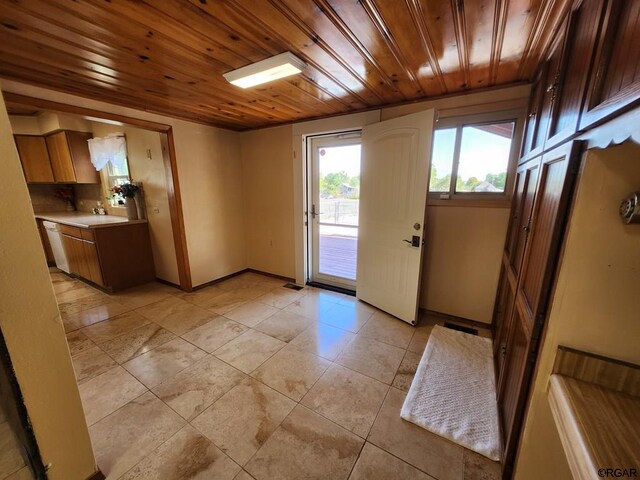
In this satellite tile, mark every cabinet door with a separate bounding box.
[46,132,77,183]
[61,234,87,277]
[517,142,580,333]
[82,240,104,286]
[533,19,569,152]
[14,135,54,183]
[580,0,640,129]
[67,132,99,184]
[498,141,581,470]
[498,304,529,472]
[547,0,607,148]
[508,158,540,280]
[493,265,516,384]
[521,72,544,159]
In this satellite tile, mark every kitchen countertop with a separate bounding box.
[35,211,148,229]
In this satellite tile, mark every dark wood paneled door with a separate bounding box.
[497,141,581,476]
[494,157,541,366]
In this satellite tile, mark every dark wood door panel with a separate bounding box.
[509,159,540,280]
[546,0,607,148]
[533,18,568,152]
[521,72,544,159]
[498,306,529,461]
[494,267,517,394]
[580,0,640,130]
[517,141,580,332]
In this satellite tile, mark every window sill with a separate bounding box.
[428,197,511,208]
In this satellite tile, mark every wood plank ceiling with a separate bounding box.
[0,0,571,130]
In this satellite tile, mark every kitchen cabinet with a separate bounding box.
[60,224,99,285]
[14,135,54,183]
[46,131,99,184]
[14,130,99,185]
[57,222,154,291]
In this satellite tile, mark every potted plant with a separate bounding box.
[111,182,140,220]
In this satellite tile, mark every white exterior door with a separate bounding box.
[356,110,435,324]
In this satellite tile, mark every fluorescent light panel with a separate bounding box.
[223,52,306,88]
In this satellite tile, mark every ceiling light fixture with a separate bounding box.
[223,52,306,88]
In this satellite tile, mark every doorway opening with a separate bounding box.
[307,131,361,291]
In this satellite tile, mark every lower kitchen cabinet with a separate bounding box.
[59,222,154,291]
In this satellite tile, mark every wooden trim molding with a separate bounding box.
[3,92,193,291]
[579,105,640,150]
[192,268,295,291]
[160,131,192,291]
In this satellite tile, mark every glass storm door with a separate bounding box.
[308,133,362,290]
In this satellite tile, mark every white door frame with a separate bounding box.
[292,111,381,287]
[306,132,361,290]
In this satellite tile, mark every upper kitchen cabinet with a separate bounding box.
[579,0,640,130]
[46,131,99,184]
[14,135,54,183]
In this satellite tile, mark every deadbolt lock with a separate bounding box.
[413,223,421,231]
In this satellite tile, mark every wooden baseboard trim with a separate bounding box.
[155,277,182,290]
[245,268,295,283]
[86,469,105,480]
[192,268,295,291]
[421,309,492,332]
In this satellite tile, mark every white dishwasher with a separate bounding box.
[43,221,70,274]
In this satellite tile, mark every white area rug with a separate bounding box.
[400,325,501,461]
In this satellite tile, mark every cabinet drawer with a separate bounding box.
[58,224,82,238]
[80,229,96,242]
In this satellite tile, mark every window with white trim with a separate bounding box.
[429,113,522,202]
[104,160,131,206]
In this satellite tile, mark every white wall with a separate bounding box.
[91,122,180,285]
[240,125,296,278]
[514,142,640,480]
[0,87,97,480]
[421,205,510,322]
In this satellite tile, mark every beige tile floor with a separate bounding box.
[52,269,500,480]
